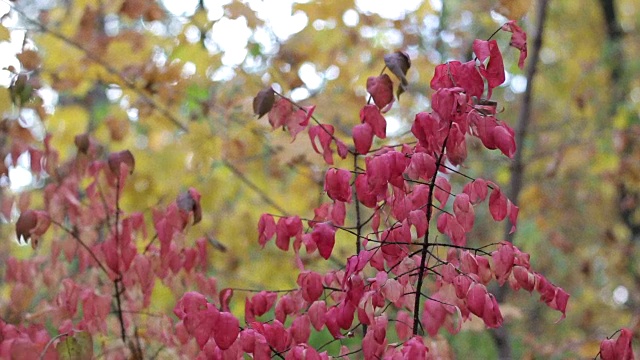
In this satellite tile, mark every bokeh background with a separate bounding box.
[0,0,639,358]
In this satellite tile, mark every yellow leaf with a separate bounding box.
[0,24,10,41]
[494,0,532,19]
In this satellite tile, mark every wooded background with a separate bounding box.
[0,0,639,358]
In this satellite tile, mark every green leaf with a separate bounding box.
[57,332,93,360]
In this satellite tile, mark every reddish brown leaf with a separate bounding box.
[107,150,135,175]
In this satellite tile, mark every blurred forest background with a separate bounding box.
[0,0,639,358]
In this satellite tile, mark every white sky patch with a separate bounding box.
[209,17,252,65]
[325,65,340,81]
[8,152,33,192]
[613,285,629,305]
[162,0,199,17]
[385,115,402,136]
[298,62,323,90]
[356,0,423,20]
[510,75,527,93]
[290,87,310,102]
[429,0,443,12]
[342,9,359,27]
[245,0,308,41]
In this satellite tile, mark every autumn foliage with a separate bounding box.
[0,5,634,359]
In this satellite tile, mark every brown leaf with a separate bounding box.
[16,50,41,71]
[176,188,202,225]
[253,87,275,119]
[384,51,411,99]
[74,133,90,154]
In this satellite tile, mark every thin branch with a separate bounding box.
[413,117,454,335]
[221,159,288,215]
[49,219,109,275]
[6,2,189,131]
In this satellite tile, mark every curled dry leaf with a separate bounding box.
[107,150,135,175]
[176,188,203,225]
[74,133,90,154]
[253,87,275,119]
[383,51,411,99]
[15,209,51,247]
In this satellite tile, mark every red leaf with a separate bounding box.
[352,123,373,155]
[219,288,233,312]
[360,105,387,139]
[258,214,276,247]
[406,152,436,181]
[462,178,488,204]
[431,61,484,99]
[275,216,302,251]
[268,98,292,129]
[309,124,337,165]
[492,124,517,158]
[308,301,327,331]
[366,74,394,110]
[297,271,324,303]
[492,242,515,285]
[453,193,475,232]
[482,293,503,328]
[325,168,352,203]
[473,39,505,98]
[508,201,519,234]
[489,186,508,221]
[466,283,487,318]
[214,312,239,350]
[434,176,451,206]
[290,315,311,344]
[312,223,336,260]
[502,21,528,70]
